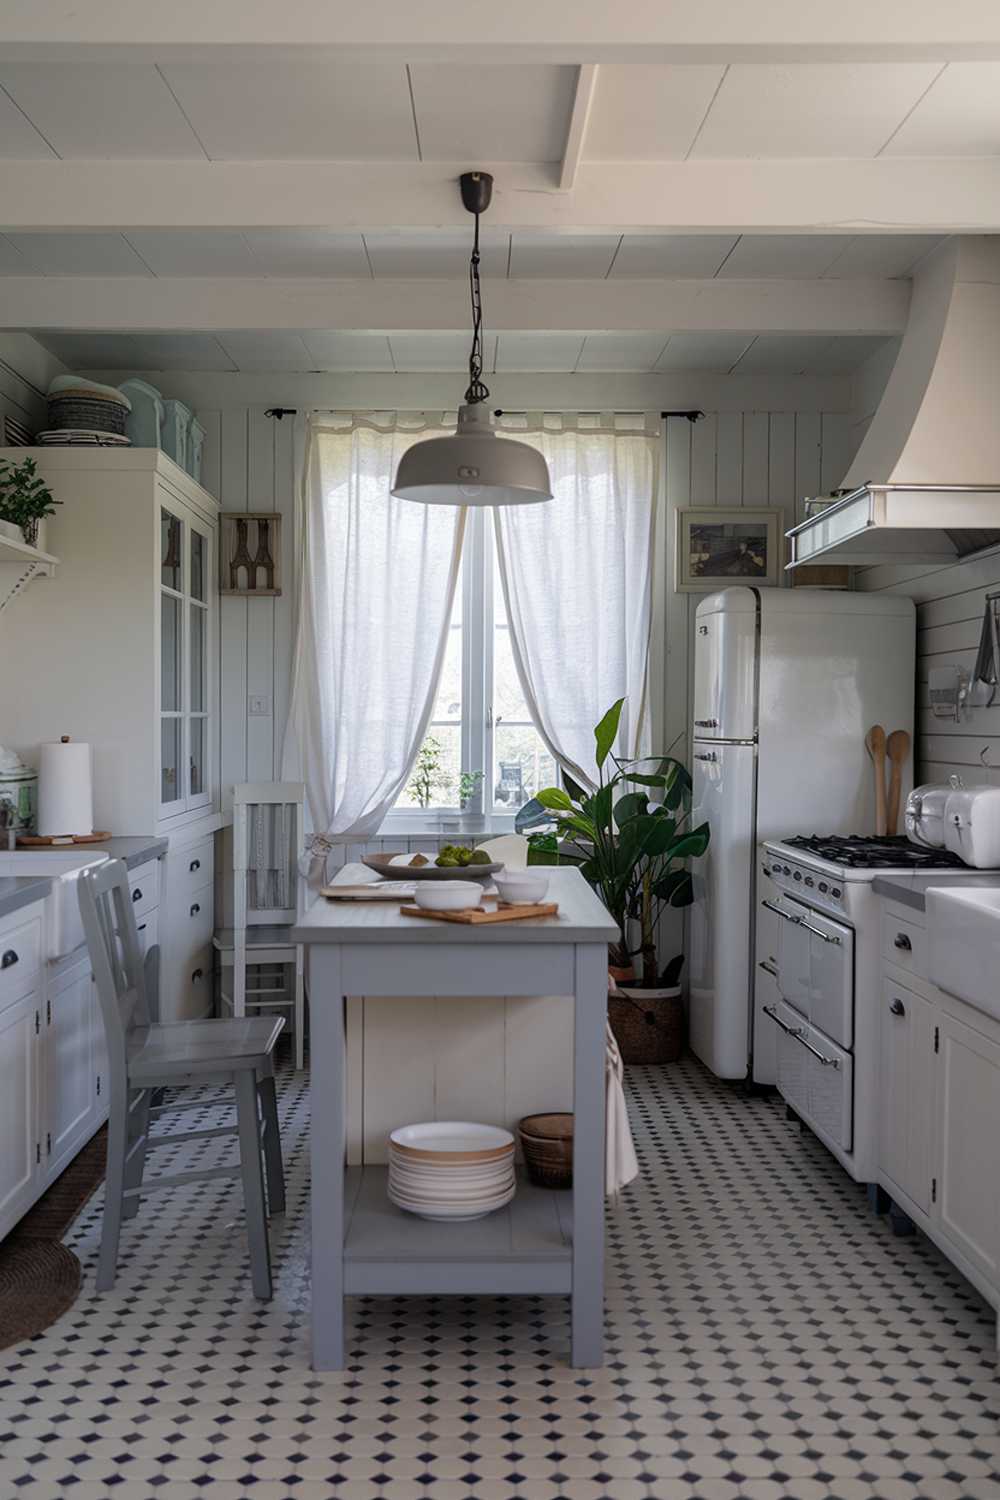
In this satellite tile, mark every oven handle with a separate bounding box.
[762,899,800,924]
[797,917,842,945]
[763,1004,842,1069]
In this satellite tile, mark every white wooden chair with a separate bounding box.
[213,783,307,1070]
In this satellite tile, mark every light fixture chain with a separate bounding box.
[465,209,490,406]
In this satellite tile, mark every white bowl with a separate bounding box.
[494,872,550,906]
[412,880,483,912]
[390,1122,514,1157]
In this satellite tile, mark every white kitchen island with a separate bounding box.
[293,866,618,1371]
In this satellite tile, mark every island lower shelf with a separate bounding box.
[342,1167,573,1296]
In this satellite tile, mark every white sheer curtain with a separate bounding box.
[493,413,659,789]
[282,412,465,851]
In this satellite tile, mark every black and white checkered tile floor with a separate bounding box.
[2,1055,999,1500]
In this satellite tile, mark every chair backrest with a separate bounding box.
[233,781,305,929]
[78,859,150,1068]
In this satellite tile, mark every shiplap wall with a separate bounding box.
[856,550,1000,787]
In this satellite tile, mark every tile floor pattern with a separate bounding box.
[2,1054,999,1500]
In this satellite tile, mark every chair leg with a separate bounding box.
[97,1090,130,1292]
[121,1087,151,1220]
[258,1069,286,1215]
[235,1070,273,1300]
[295,948,305,1071]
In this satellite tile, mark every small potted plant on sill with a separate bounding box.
[0,457,60,551]
[516,696,709,1063]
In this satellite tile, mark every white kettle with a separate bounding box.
[904,779,961,849]
[942,785,1000,868]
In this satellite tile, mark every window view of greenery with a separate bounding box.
[395,541,555,815]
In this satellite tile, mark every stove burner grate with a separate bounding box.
[783,834,975,870]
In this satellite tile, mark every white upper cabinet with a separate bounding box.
[0,449,220,836]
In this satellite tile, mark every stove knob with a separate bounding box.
[781,864,790,875]
[804,876,814,887]
[832,886,841,898]
[818,881,828,893]
[793,870,802,881]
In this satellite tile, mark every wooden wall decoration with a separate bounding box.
[220,511,281,596]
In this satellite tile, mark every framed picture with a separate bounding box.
[219,512,282,596]
[675,507,784,592]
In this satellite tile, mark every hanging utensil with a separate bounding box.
[885,729,910,836]
[865,724,888,836]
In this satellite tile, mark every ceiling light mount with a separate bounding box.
[460,171,493,216]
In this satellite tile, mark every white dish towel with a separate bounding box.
[606,1022,640,1199]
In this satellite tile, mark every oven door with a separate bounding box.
[773,894,854,1049]
[767,1000,854,1153]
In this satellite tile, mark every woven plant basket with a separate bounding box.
[609,985,684,1064]
[518,1113,573,1189]
[48,395,128,436]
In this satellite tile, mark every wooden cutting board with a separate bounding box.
[400,901,559,925]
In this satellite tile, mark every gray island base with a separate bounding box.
[292,867,618,1370]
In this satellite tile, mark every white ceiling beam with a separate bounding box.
[0,2,998,62]
[0,276,908,335]
[1,159,998,233]
[559,64,599,192]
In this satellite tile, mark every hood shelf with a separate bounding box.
[786,484,1000,569]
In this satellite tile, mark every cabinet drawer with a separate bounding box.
[0,914,42,1010]
[176,892,213,952]
[882,912,926,980]
[128,860,160,920]
[134,909,158,958]
[170,837,215,905]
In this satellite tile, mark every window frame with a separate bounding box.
[382,508,547,835]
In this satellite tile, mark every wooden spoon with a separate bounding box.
[885,729,911,837]
[865,724,887,836]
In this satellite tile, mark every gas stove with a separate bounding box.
[781,834,972,872]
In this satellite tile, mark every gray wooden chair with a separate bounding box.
[78,858,286,1300]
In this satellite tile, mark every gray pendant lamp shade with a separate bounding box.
[392,170,552,507]
[392,402,553,507]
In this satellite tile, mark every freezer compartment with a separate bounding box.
[688,740,756,1079]
[767,999,854,1153]
[691,589,758,741]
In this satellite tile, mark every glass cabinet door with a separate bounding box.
[158,500,213,818]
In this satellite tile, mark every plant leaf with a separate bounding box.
[613,791,647,828]
[668,823,710,860]
[593,697,625,770]
[535,787,574,812]
[562,770,589,804]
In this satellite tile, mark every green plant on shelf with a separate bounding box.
[0,457,60,548]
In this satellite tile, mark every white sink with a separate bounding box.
[0,851,109,959]
[926,885,1000,1024]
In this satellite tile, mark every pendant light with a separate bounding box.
[391,172,553,507]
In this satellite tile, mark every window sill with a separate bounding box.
[377,812,518,839]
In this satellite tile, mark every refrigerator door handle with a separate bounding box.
[694,718,719,728]
[694,751,717,763]
[762,898,800,924]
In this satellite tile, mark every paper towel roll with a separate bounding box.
[38,738,93,837]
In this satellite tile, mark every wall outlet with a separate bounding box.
[248,694,272,717]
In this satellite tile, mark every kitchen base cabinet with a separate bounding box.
[161,832,215,1022]
[0,992,39,1234]
[879,976,934,1215]
[45,959,99,1181]
[937,1011,1000,1286]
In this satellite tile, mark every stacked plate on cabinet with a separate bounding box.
[388,1122,516,1221]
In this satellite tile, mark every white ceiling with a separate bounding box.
[0,58,997,163]
[31,328,896,378]
[0,229,942,281]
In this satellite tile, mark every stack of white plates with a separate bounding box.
[37,429,131,447]
[388,1122,516,1222]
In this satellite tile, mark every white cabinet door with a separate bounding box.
[879,978,933,1213]
[0,992,39,1237]
[691,601,757,741]
[45,965,98,1180]
[936,1010,1000,1283]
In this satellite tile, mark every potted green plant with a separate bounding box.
[515,697,709,1063]
[0,457,60,550]
[458,769,484,811]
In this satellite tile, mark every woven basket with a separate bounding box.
[519,1113,573,1189]
[47,395,128,436]
[609,986,684,1064]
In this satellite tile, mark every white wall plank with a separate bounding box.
[246,409,276,782]
[219,408,250,804]
[742,412,769,505]
[715,411,743,503]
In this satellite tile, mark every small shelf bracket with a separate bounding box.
[0,559,50,614]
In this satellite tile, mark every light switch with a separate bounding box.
[249,694,271,717]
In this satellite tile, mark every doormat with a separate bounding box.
[0,1125,107,1350]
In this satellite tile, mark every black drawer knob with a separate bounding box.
[889,998,906,1016]
[192,967,204,982]
[190,903,200,917]
[189,859,201,872]
[1,949,18,970]
[893,933,912,951]
[131,887,142,903]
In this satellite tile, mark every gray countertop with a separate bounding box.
[873,872,1000,912]
[0,836,167,924]
[0,875,53,923]
[294,866,618,945]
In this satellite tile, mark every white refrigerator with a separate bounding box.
[686,586,915,1083]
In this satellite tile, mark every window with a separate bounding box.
[393,509,555,824]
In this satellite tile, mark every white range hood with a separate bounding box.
[787,237,1000,570]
